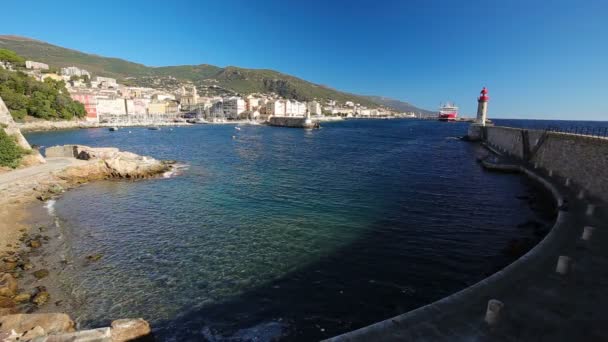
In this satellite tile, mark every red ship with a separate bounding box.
[438,102,458,121]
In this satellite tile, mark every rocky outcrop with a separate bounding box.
[0,96,45,167]
[0,314,151,342]
[46,145,171,182]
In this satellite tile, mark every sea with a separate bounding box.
[24,118,572,341]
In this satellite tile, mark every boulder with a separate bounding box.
[44,327,112,342]
[33,269,49,279]
[110,318,151,342]
[32,290,49,306]
[0,273,18,297]
[0,313,75,334]
[13,293,31,303]
[0,296,16,308]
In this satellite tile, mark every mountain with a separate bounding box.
[364,96,436,116]
[0,35,430,112]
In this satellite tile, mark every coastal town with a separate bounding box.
[2,58,417,128]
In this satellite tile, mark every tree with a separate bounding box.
[0,49,25,67]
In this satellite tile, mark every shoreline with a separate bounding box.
[0,146,173,339]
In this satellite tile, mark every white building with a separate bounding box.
[266,100,286,116]
[307,101,322,115]
[61,66,90,77]
[223,97,246,119]
[25,60,49,70]
[95,76,118,88]
[96,98,127,115]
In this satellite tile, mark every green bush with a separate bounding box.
[0,68,86,121]
[0,129,27,168]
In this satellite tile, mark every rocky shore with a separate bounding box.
[0,144,175,341]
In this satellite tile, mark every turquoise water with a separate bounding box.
[26,120,553,341]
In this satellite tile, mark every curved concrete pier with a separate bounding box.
[325,152,606,341]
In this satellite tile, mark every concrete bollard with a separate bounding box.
[548,170,553,177]
[556,256,571,275]
[577,190,585,199]
[485,299,504,325]
[586,204,595,216]
[534,162,539,169]
[582,226,595,241]
[565,178,571,187]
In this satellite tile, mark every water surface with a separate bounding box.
[26,120,554,341]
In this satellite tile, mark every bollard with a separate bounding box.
[586,204,595,216]
[548,170,553,177]
[577,190,585,199]
[582,226,595,241]
[485,299,504,326]
[534,162,538,169]
[565,178,571,187]
[556,256,571,275]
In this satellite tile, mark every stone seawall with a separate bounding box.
[485,126,608,203]
[268,116,319,129]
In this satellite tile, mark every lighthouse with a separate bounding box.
[466,87,490,141]
[476,87,489,125]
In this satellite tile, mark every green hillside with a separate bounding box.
[0,35,429,111]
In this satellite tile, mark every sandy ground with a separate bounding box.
[0,158,88,254]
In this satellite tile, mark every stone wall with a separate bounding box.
[268,116,318,129]
[485,126,608,203]
[485,126,525,158]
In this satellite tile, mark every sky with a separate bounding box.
[1,0,607,120]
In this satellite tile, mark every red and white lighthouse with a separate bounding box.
[476,87,489,125]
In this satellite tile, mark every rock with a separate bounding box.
[0,260,17,272]
[33,269,49,279]
[29,240,42,248]
[45,327,112,341]
[13,293,31,303]
[21,262,33,271]
[32,290,49,306]
[21,325,46,340]
[0,313,75,334]
[0,306,18,316]
[0,273,18,297]
[48,184,64,194]
[0,296,16,308]
[111,318,151,342]
[86,253,103,262]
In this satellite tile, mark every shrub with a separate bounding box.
[0,129,27,168]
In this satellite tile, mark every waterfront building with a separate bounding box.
[70,93,98,121]
[179,86,199,107]
[25,60,49,70]
[147,101,167,115]
[266,100,286,116]
[307,101,322,115]
[96,98,127,116]
[223,96,245,119]
[126,99,150,115]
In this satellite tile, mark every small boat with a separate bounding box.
[109,127,118,131]
[235,126,241,131]
[148,126,161,131]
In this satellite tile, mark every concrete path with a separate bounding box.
[0,157,86,188]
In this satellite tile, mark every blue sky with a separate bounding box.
[1,0,607,120]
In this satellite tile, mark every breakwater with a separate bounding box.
[268,116,319,128]
[483,126,608,204]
